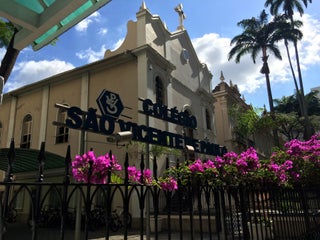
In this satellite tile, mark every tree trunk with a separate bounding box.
[0,29,20,84]
[290,15,313,140]
[284,39,303,112]
[260,49,279,147]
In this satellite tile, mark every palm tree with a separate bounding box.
[273,15,303,110]
[265,0,313,139]
[0,20,19,85]
[274,91,320,116]
[228,10,287,146]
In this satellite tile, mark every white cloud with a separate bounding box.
[298,14,320,66]
[76,44,108,63]
[192,13,320,96]
[111,38,124,51]
[98,28,108,36]
[0,48,5,61]
[4,60,74,92]
[75,11,101,32]
[192,33,268,94]
[75,39,125,63]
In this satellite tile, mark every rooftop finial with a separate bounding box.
[140,1,146,10]
[174,4,186,30]
[220,71,225,82]
[263,104,267,115]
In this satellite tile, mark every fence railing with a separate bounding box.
[0,140,320,240]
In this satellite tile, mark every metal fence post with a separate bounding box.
[0,139,15,240]
[60,145,71,240]
[31,142,46,240]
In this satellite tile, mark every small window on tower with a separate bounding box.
[155,76,164,105]
[206,109,211,130]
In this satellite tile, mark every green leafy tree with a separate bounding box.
[231,106,302,142]
[274,91,320,116]
[228,10,277,117]
[274,112,304,140]
[229,91,320,143]
[229,105,276,153]
[228,10,293,146]
[265,0,313,140]
[0,19,57,87]
[229,105,262,137]
[273,95,299,114]
[305,91,320,116]
[0,19,19,84]
[274,91,320,139]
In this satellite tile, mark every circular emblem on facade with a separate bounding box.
[96,89,124,118]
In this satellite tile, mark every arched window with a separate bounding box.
[55,107,69,144]
[155,76,164,105]
[182,107,195,160]
[20,114,32,148]
[205,109,211,130]
[184,109,194,139]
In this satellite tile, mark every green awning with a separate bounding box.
[0,0,112,50]
[0,148,66,173]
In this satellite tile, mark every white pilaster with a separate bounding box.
[38,86,49,146]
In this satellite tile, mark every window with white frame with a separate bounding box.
[55,108,69,144]
[20,114,32,148]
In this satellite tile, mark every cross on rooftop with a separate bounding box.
[174,3,186,30]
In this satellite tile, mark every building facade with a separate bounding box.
[0,3,217,175]
[212,72,273,158]
[312,86,320,99]
[0,4,278,224]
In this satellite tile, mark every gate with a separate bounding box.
[0,140,320,240]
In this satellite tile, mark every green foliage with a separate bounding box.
[274,112,304,139]
[274,91,320,117]
[305,91,320,116]
[274,95,299,114]
[230,90,320,141]
[274,91,320,138]
[127,141,181,158]
[0,19,15,48]
[163,162,192,186]
[265,0,312,18]
[228,10,290,64]
[229,105,273,137]
[150,144,181,158]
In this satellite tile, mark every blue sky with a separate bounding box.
[1,0,320,109]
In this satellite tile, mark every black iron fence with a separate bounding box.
[0,141,320,240]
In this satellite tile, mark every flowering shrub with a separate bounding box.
[72,150,158,187]
[72,134,320,189]
[157,177,178,191]
[269,134,320,187]
[160,147,265,187]
[72,151,122,184]
[160,134,320,188]
[127,166,153,185]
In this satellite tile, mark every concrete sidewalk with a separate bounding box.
[4,223,219,240]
